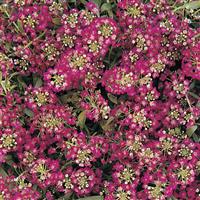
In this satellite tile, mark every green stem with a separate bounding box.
[61,161,73,171]
[23,31,46,49]
[4,10,21,33]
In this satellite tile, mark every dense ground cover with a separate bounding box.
[0,0,200,199]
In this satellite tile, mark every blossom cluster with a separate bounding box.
[0,0,200,199]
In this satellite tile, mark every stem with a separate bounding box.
[61,161,73,171]
[23,31,46,49]
[4,9,21,33]
[185,94,193,112]
[188,91,199,99]
[173,5,185,12]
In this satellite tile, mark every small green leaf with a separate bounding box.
[5,155,14,166]
[189,81,196,89]
[59,92,80,104]
[80,0,87,4]
[185,0,200,9]
[77,196,103,200]
[186,125,197,137]
[5,42,12,51]
[17,76,27,89]
[60,94,71,104]
[9,72,19,79]
[108,93,118,104]
[92,0,102,7]
[0,167,8,177]
[107,10,113,17]
[188,91,199,99]
[10,85,17,91]
[69,0,76,2]
[34,77,43,88]
[100,117,114,131]
[56,193,72,200]
[78,111,86,129]
[1,81,7,93]
[24,108,34,117]
[101,3,112,12]
[17,20,24,32]
[52,18,61,25]
[193,133,199,142]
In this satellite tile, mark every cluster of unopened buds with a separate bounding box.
[0,0,200,199]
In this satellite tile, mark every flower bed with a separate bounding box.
[0,0,200,199]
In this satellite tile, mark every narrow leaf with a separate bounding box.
[193,133,199,142]
[59,92,80,104]
[0,167,8,177]
[24,108,34,117]
[56,193,72,200]
[80,0,87,4]
[34,77,43,88]
[17,76,27,88]
[1,81,7,93]
[92,0,102,7]
[17,20,24,32]
[5,155,14,166]
[108,93,118,104]
[185,0,200,9]
[186,125,197,137]
[100,117,114,131]
[52,18,61,25]
[78,111,86,129]
[101,3,112,12]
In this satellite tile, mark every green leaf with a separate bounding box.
[59,94,71,104]
[34,77,43,88]
[107,93,118,104]
[5,42,12,52]
[0,167,8,177]
[185,0,200,9]
[59,92,80,104]
[78,111,86,129]
[92,0,102,7]
[101,3,112,12]
[1,81,7,93]
[186,125,197,137]
[5,155,15,166]
[188,91,199,99]
[52,18,61,25]
[10,84,17,91]
[17,20,24,32]
[56,193,72,200]
[77,196,103,200]
[189,81,196,89]
[80,0,87,4]
[193,133,199,142]
[17,76,27,89]
[100,117,114,131]
[9,72,19,79]
[24,108,34,117]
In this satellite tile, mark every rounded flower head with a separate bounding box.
[30,104,76,135]
[102,66,137,96]
[71,168,97,196]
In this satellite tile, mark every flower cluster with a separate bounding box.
[0,0,200,199]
